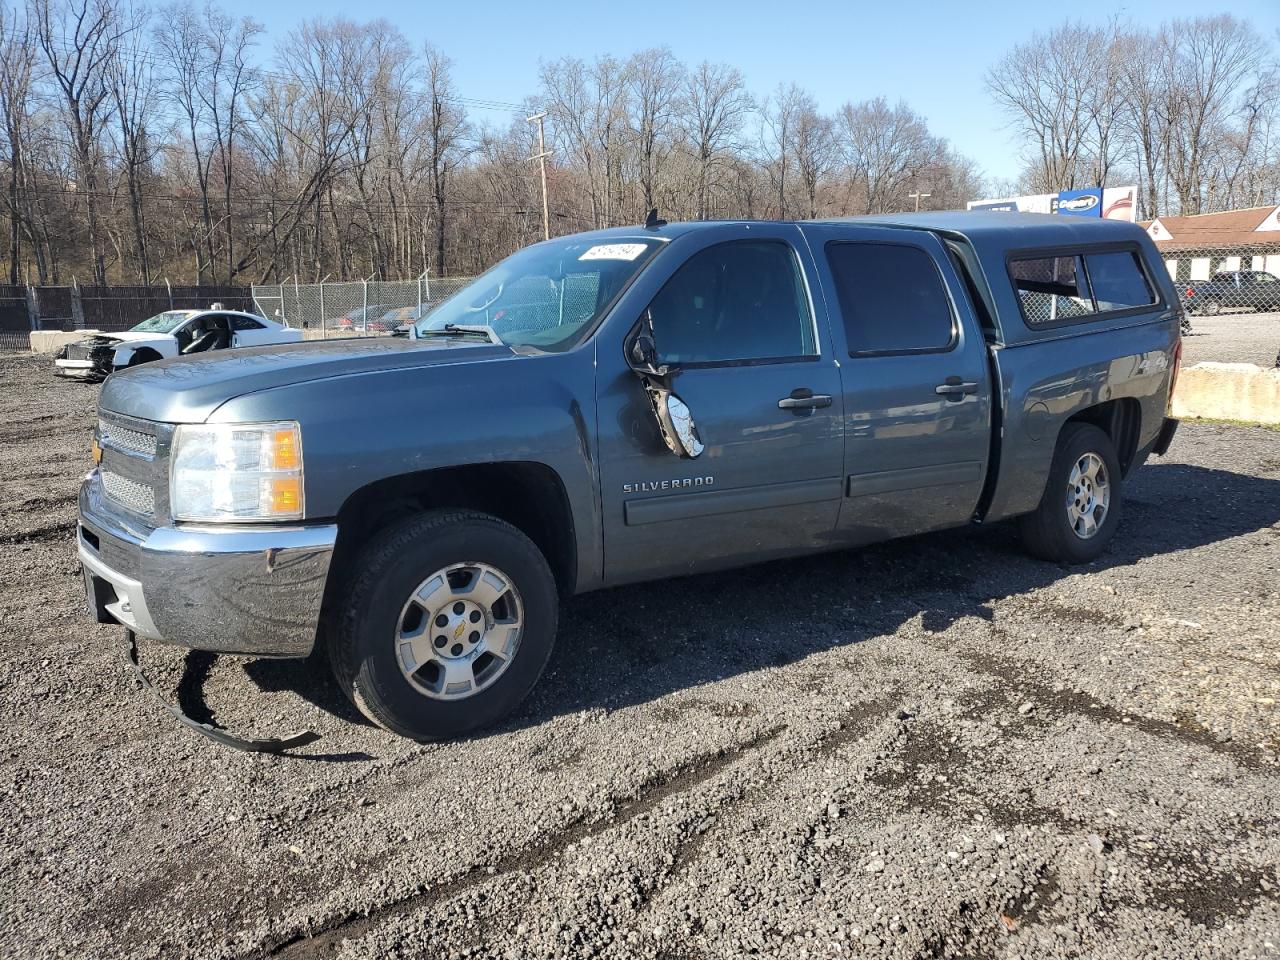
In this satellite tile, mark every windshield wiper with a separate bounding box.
[416,323,503,345]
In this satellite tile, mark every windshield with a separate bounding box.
[131,310,195,334]
[416,237,666,350]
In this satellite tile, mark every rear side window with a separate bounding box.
[649,240,815,365]
[1086,252,1155,311]
[825,242,955,355]
[231,316,265,330]
[1010,255,1095,325]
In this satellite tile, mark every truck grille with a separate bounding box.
[99,419,158,458]
[101,470,156,517]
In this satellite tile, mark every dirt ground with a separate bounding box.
[1182,309,1279,367]
[1,349,1278,960]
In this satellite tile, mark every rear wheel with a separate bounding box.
[329,510,558,740]
[1203,298,1221,316]
[1019,423,1122,564]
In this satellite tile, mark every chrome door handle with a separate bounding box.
[935,378,979,401]
[778,390,832,410]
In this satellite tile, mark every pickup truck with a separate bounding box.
[78,212,1182,742]
[1180,269,1280,315]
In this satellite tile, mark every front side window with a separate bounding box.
[826,242,955,355]
[1010,255,1095,325]
[417,236,665,351]
[647,240,815,365]
[1085,251,1156,311]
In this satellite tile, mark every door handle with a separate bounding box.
[778,389,832,411]
[934,377,979,401]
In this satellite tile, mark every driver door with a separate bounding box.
[595,229,845,584]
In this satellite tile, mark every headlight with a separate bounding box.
[170,421,304,522]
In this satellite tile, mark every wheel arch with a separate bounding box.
[1059,397,1142,477]
[323,461,578,611]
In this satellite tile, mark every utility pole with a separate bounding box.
[908,191,931,212]
[526,112,551,241]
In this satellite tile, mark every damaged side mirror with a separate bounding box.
[625,320,704,459]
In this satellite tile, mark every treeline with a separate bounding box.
[987,17,1279,216]
[0,2,1275,287]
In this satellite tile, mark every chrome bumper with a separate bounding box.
[78,470,337,657]
[55,359,98,379]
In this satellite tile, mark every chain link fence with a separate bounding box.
[0,284,31,351]
[252,276,474,337]
[0,282,254,352]
[1159,245,1280,320]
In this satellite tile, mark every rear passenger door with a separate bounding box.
[596,227,846,583]
[802,224,993,544]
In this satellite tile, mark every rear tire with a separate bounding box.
[329,510,558,741]
[1204,299,1221,316]
[1019,423,1122,564]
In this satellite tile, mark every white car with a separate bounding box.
[54,308,302,380]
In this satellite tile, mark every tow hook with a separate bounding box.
[124,631,321,754]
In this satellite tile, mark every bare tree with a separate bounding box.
[423,44,468,276]
[107,2,156,282]
[681,60,751,220]
[1164,15,1268,213]
[838,97,932,214]
[33,0,123,285]
[986,22,1112,192]
[625,46,682,217]
[0,2,41,282]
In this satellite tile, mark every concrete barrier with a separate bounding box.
[1172,361,1280,426]
[29,330,102,353]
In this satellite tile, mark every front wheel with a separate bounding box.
[1019,423,1122,564]
[329,510,559,740]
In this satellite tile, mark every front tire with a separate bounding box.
[329,510,559,740]
[1019,423,1122,564]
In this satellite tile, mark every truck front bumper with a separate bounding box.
[78,472,337,658]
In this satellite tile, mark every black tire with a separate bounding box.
[1019,423,1122,564]
[1203,299,1221,316]
[125,348,162,368]
[329,509,558,741]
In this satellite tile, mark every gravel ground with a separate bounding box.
[1,350,1278,960]
[1182,310,1280,367]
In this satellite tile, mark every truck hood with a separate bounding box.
[99,336,516,423]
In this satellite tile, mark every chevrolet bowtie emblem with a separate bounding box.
[453,621,466,640]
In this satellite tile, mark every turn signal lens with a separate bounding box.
[269,477,302,515]
[271,428,300,471]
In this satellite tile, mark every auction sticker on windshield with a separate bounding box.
[579,243,649,261]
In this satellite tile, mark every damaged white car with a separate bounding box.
[54,307,301,380]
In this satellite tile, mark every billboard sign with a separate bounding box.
[1057,188,1102,217]
[967,185,1136,222]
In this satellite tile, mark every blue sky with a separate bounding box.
[215,0,1280,186]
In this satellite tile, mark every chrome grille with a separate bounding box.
[101,470,155,517]
[99,419,157,458]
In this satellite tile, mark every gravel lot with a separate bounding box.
[1183,309,1280,367]
[1,350,1278,960]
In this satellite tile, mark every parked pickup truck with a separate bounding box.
[1180,269,1280,315]
[78,212,1182,741]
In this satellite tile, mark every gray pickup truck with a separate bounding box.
[78,212,1182,741]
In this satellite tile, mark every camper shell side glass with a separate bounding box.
[1003,240,1167,332]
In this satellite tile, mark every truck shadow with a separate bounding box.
[242,460,1280,742]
